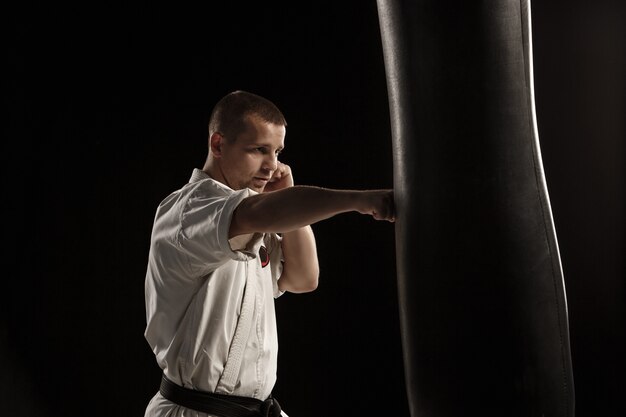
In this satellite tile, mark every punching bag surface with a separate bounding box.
[376,1,574,416]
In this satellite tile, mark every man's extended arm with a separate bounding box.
[230,186,395,236]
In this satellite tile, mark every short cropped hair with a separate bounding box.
[208,90,287,141]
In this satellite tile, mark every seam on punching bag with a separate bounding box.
[518,0,572,414]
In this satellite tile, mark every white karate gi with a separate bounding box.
[144,169,287,417]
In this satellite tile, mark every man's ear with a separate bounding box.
[209,132,224,157]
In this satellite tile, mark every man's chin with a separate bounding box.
[250,179,269,193]
[247,184,264,193]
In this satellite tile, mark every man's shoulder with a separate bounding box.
[155,179,222,213]
[187,169,237,197]
[163,174,231,203]
[190,177,233,197]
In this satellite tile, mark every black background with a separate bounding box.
[3,1,624,416]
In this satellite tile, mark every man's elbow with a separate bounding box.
[300,271,319,293]
[283,268,319,293]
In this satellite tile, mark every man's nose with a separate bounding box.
[263,153,278,172]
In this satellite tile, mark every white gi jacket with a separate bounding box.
[144,169,285,417]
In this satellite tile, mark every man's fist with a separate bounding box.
[264,161,294,192]
[358,190,396,222]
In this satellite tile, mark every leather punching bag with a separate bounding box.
[376,1,575,416]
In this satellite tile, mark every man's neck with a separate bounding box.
[202,160,229,189]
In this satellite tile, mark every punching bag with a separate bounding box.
[376,1,575,416]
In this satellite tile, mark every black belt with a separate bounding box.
[159,374,282,417]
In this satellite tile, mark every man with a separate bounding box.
[144,91,395,417]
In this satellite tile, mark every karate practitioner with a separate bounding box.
[144,90,395,417]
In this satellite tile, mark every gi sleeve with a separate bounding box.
[178,185,262,272]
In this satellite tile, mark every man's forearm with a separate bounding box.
[230,186,393,237]
[278,226,319,293]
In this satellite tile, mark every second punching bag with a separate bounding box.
[376,1,575,416]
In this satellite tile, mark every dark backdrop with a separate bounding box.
[3,1,624,416]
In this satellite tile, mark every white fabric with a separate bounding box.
[144,169,285,417]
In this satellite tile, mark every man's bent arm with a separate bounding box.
[230,185,393,293]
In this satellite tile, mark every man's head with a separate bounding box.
[204,91,288,193]
[208,90,287,142]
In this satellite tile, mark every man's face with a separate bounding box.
[217,115,285,193]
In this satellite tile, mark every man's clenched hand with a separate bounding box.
[264,161,294,192]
